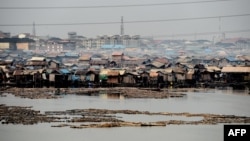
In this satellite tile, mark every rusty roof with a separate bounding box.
[154,58,169,64]
[173,67,185,73]
[206,66,221,72]
[149,72,158,77]
[79,55,91,61]
[30,57,46,61]
[13,69,44,75]
[112,51,123,56]
[107,70,119,76]
[89,60,107,65]
[25,61,47,66]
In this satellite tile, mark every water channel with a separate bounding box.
[0,88,249,141]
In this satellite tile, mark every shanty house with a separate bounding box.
[205,66,221,81]
[164,68,174,82]
[107,70,120,84]
[13,69,44,87]
[99,69,109,84]
[172,67,186,82]
[221,66,250,82]
[149,71,158,85]
[139,71,150,87]
[89,58,108,68]
[122,71,139,85]
[25,57,47,69]
[104,69,125,85]
[47,68,71,88]
[145,61,165,69]
[78,54,91,65]
[85,69,99,83]
[111,51,124,67]
[48,60,60,69]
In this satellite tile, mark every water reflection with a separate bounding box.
[116,113,203,122]
[99,93,125,100]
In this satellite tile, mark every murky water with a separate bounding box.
[0,88,249,141]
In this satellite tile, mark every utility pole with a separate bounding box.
[32,21,36,37]
[120,16,124,36]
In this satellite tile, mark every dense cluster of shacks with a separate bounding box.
[1,50,250,89]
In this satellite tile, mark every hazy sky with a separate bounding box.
[0,0,250,40]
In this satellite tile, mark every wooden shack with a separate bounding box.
[164,68,174,82]
[149,71,158,85]
[13,69,44,87]
[111,51,124,67]
[122,71,138,85]
[139,71,150,87]
[107,70,120,84]
[173,67,186,82]
[221,66,250,82]
[78,54,91,65]
[25,57,47,69]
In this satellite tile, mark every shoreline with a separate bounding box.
[1,87,249,99]
[1,87,188,99]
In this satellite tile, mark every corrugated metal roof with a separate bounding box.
[65,52,79,57]
[25,61,47,66]
[13,70,23,75]
[149,72,158,77]
[89,60,107,65]
[150,61,164,68]
[164,68,173,74]
[150,69,164,72]
[101,45,125,49]
[100,69,109,75]
[112,51,124,56]
[187,69,195,74]
[30,57,45,61]
[13,69,43,75]
[119,70,126,75]
[75,70,87,75]
[79,55,91,61]
[154,58,168,64]
[59,69,70,74]
[226,56,237,62]
[173,67,185,73]
[221,67,250,73]
[107,70,119,76]
[126,72,139,76]
[0,65,8,72]
[206,66,221,72]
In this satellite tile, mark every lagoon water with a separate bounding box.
[0,88,250,141]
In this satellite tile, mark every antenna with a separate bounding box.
[219,17,221,34]
[120,16,124,35]
[32,21,36,36]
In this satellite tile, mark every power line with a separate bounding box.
[0,0,234,9]
[148,29,250,38]
[0,13,249,27]
[124,14,250,24]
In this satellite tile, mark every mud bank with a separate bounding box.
[1,87,60,99]
[0,104,62,125]
[1,87,186,99]
[1,105,249,128]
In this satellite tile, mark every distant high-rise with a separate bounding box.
[68,32,77,39]
[120,16,124,36]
